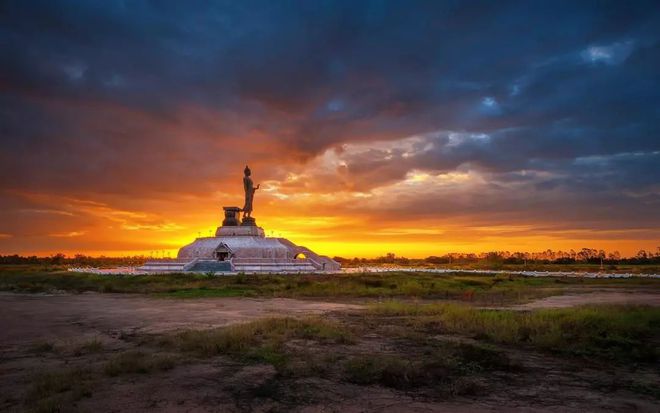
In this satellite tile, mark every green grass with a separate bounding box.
[5,265,657,303]
[157,286,253,298]
[370,302,660,361]
[163,317,353,369]
[159,315,517,394]
[343,340,514,392]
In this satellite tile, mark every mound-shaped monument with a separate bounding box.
[140,166,340,274]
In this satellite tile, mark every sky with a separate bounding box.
[1,0,659,258]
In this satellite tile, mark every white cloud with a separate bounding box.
[482,96,496,107]
[49,231,86,238]
[446,132,490,148]
[478,96,502,116]
[61,62,87,81]
[581,40,635,65]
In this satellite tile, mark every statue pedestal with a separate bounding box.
[216,207,262,236]
[215,225,265,237]
[222,206,241,226]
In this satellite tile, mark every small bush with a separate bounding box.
[344,356,395,385]
[104,351,177,376]
[73,338,103,356]
[29,341,56,354]
[343,340,512,390]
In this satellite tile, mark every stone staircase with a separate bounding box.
[232,258,317,273]
[138,259,188,273]
[186,260,234,273]
[276,238,341,271]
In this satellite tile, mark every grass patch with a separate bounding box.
[72,338,103,356]
[2,265,658,304]
[26,368,93,413]
[104,351,177,376]
[343,341,512,392]
[157,287,251,298]
[165,317,353,368]
[370,302,660,362]
[29,341,56,354]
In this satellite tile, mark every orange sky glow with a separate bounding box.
[1,171,657,258]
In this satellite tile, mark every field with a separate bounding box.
[2,264,659,303]
[1,265,659,412]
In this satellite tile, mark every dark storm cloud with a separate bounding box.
[1,0,660,225]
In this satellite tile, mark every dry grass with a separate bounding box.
[370,301,660,361]
[72,338,103,356]
[26,368,93,413]
[165,317,353,368]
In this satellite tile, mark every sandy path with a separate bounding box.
[0,293,363,348]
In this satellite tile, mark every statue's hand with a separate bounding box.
[255,184,260,190]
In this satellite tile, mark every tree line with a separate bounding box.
[333,247,660,266]
[1,247,659,266]
[0,254,147,266]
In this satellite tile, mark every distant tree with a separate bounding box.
[425,255,449,264]
[50,253,66,265]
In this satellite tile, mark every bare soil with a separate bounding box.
[0,293,362,348]
[512,290,660,310]
[1,292,658,412]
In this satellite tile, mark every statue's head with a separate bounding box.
[244,165,251,176]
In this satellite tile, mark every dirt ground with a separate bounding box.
[0,293,362,349]
[512,290,660,310]
[3,290,659,346]
[1,291,659,412]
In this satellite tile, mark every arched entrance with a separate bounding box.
[214,243,233,261]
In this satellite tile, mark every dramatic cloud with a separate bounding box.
[1,0,659,256]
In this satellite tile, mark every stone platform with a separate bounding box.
[140,163,340,276]
[140,205,340,274]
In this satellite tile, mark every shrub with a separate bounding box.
[72,338,103,356]
[29,341,56,354]
[104,351,176,376]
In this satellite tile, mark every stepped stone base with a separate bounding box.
[138,260,188,273]
[215,225,264,237]
[187,260,233,273]
[140,209,341,274]
[232,258,317,273]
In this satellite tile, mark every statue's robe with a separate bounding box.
[243,176,255,213]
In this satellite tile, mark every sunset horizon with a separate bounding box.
[1,182,658,259]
